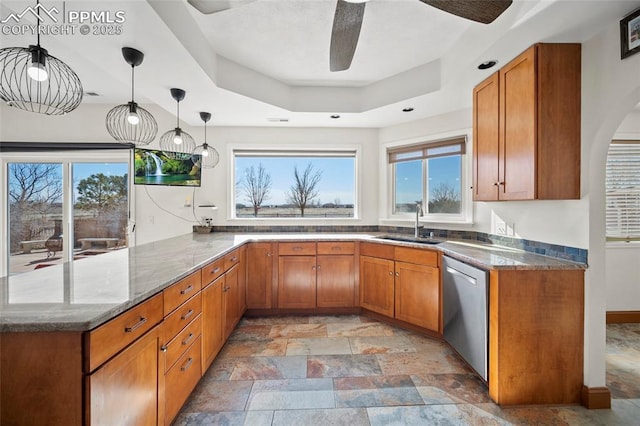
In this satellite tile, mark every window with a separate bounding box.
[389,136,467,221]
[606,141,640,241]
[2,147,131,276]
[233,150,356,218]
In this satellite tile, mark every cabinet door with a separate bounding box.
[201,276,224,371]
[359,255,395,317]
[238,245,247,314]
[86,326,160,426]
[473,72,500,201]
[499,46,536,200]
[223,264,242,339]
[317,255,355,307]
[278,255,317,309]
[394,261,440,332]
[246,242,274,309]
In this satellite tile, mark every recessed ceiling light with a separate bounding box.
[267,117,289,122]
[478,60,498,70]
[330,114,340,119]
[84,91,100,97]
[402,107,414,112]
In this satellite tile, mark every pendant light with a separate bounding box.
[0,0,83,115]
[159,88,196,159]
[192,112,219,169]
[105,47,157,146]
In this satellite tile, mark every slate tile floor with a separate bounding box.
[175,317,640,425]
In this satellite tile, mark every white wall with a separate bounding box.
[378,22,640,394]
[0,103,380,245]
[605,109,640,311]
[378,110,588,247]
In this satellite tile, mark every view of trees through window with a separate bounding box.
[234,154,355,218]
[7,162,128,275]
[394,154,462,215]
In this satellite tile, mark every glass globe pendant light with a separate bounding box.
[0,0,83,115]
[192,112,219,169]
[105,47,157,146]
[159,88,196,159]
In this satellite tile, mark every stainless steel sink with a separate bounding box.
[375,235,442,245]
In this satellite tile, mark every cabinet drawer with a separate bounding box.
[394,247,438,267]
[165,336,202,424]
[278,242,316,255]
[360,242,394,259]
[224,249,241,271]
[164,271,202,315]
[86,293,163,373]
[202,258,224,285]
[164,293,202,341]
[163,314,202,373]
[317,241,355,255]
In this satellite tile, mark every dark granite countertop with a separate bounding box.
[0,232,586,333]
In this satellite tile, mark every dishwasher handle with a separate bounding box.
[445,266,477,286]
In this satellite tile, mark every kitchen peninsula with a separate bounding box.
[0,231,586,425]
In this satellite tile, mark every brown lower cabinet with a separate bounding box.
[394,261,440,331]
[278,255,317,308]
[317,254,356,307]
[359,242,441,334]
[224,263,244,338]
[86,326,162,426]
[246,242,274,309]
[359,255,395,317]
[201,274,224,371]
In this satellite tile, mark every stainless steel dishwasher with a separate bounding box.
[442,255,489,381]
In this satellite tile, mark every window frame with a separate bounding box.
[1,149,133,277]
[228,145,361,221]
[384,132,473,225]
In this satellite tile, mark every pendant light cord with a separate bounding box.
[36,0,41,46]
[131,64,135,103]
[176,100,180,128]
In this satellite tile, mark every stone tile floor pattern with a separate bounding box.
[175,317,640,425]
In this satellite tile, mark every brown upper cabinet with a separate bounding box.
[473,43,581,201]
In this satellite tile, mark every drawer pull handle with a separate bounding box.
[124,317,147,333]
[332,246,342,251]
[230,256,238,262]
[292,246,302,251]
[181,309,195,321]
[212,267,221,274]
[160,345,168,352]
[182,333,195,346]
[395,272,400,277]
[180,285,193,295]
[181,357,194,372]
[389,271,393,275]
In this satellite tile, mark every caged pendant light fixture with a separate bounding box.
[192,112,219,169]
[105,47,157,146]
[159,88,196,159]
[0,0,83,115]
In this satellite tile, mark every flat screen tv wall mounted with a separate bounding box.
[134,148,202,187]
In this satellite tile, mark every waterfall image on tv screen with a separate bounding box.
[134,148,202,186]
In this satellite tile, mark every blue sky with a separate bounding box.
[235,157,355,205]
[395,155,461,204]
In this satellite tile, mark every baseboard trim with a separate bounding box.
[606,311,640,323]
[244,307,361,317]
[581,386,612,409]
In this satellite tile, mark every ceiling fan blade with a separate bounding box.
[330,0,366,72]
[420,0,512,24]
[187,0,257,15]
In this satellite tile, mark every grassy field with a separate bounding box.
[236,206,353,218]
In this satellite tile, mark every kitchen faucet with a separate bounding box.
[415,202,424,238]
